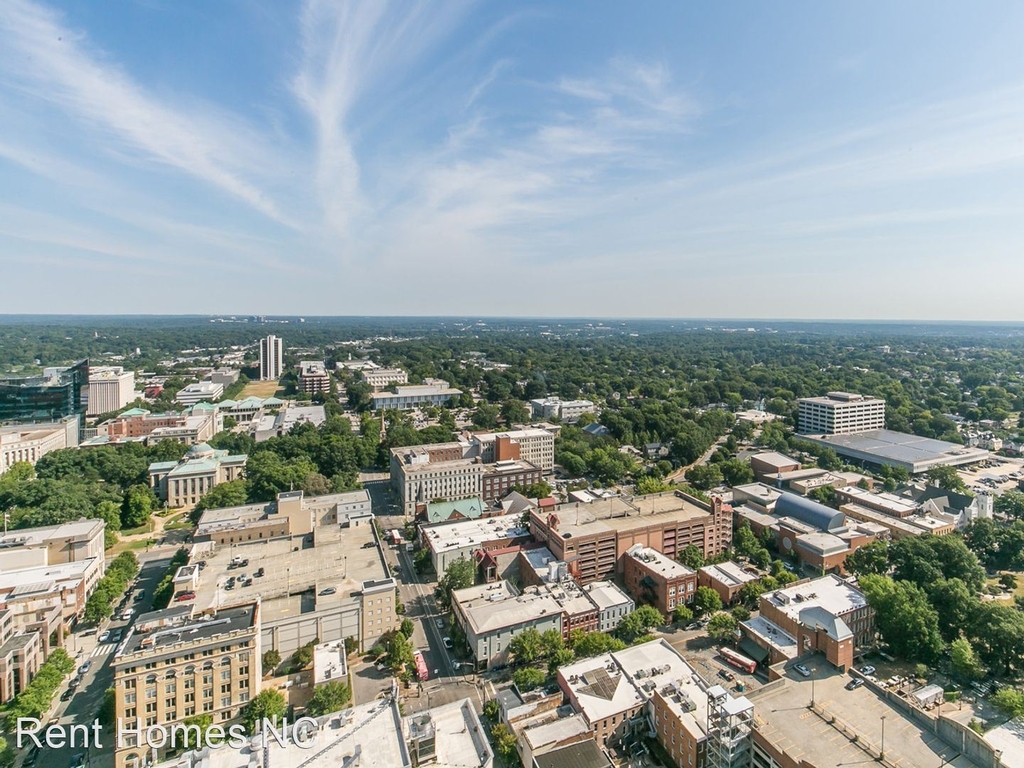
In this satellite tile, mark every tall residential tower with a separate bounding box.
[258,334,283,381]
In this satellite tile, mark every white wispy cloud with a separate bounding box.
[0,0,294,226]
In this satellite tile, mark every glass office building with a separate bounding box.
[0,360,89,424]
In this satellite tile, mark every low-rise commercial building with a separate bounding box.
[558,639,754,764]
[0,416,79,474]
[742,575,873,673]
[370,379,462,411]
[421,515,532,574]
[251,403,326,441]
[530,491,732,585]
[697,561,759,605]
[174,381,224,406]
[148,443,247,508]
[584,581,636,633]
[623,544,696,616]
[529,397,596,423]
[362,367,408,390]
[749,452,801,482]
[94,407,221,446]
[0,608,42,705]
[111,603,261,768]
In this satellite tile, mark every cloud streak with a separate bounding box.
[0,0,294,225]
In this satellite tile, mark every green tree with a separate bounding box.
[436,557,476,609]
[636,476,671,495]
[991,687,1024,719]
[816,447,842,471]
[929,578,979,642]
[673,604,694,624]
[548,647,575,678]
[694,586,723,616]
[570,631,626,658]
[685,464,723,491]
[242,689,287,734]
[706,612,739,642]
[539,629,565,658]
[400,618,415,638]
[490,722,518,762]
[307,681,352,716]
[926,465,968,494]
[191,479,248,523]
[950,636,985,681]
[616,605,664,643]
[262,649,282,672]
[995,490,1024,519]
[383,631,414,675]
[678,545,705,570]
[859,575,944,664]
[844,541,889,577]
[1000,573,1019,591]
[508,628,542,665]
[512,667,546,692]
[720,459,754,487]
[501,399,529,425]
[122,483,155,528]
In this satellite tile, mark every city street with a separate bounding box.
[26,552,172,768]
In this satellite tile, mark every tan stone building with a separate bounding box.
[111,603,261,768]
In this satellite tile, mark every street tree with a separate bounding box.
[706,612,739,642]
[694,586,723,616]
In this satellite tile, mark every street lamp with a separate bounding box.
[880,715,887,761]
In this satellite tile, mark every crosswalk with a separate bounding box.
[91,642,117,658]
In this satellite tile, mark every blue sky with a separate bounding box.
[1,1,1023,318]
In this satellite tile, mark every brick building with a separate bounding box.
[622,544,696,616]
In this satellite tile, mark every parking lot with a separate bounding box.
[750,660,977,767]
[958,457,1024,495]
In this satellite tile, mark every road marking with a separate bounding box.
[92,643,115,657]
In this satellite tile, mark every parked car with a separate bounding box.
[794,664,811,677]
[319,587,337,596]
[98,631,111,643]
[846,678,865,690]
[443,637,453,650]
[859,665,876,676]
[23,746,40,767]
[174,591,196,602]
[61,688,75,702]
[362,541,376,549]
[134,589,146,602]
[70,753,86,768]
[79,660,92,675]
[121,608,135,621]
[109,628,124,643]
[254,567,265,577]
[718,669,735,681]
[435,618,444,628]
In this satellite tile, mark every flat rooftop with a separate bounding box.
[836,485,919,516]
[625,545,695,580]
[406,698,492,768]
[0,518,102,547]
[742,615,798,659]
[192,522,387,616]
[422,515,530,554]
[585,580,634,611]
[750,451,799,469]
[453,581,563,635]
[840,503,927,536]
[547,491,712,539]
[156,697,410,768]
[763,575,867,620]
[118,603,257,658]
[699,561,758,588]
[801,430,989,473]
[748,666,979,767]
[0,558,95,591]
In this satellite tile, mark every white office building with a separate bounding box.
[0,417,79,475]
[798,392,886,435]
[259,334,284,381]
[174,381,224,406]
[87,366,135,416]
